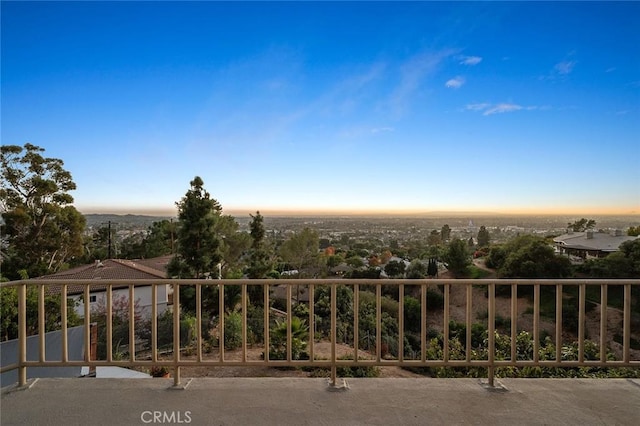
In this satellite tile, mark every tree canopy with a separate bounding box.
[279,228,322,278]
[246,211,274,279]
[477,225,490,248]
[440,224,451,242]
[578,239,640,278]
[384,259,406,278]
[167,176,223,279]
[628,226,640,237]
[568,218,596,232]
[494,235,572,278]
[444,238,471,277]
[1,143,85,279]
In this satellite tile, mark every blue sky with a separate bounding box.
[2,1,639,216]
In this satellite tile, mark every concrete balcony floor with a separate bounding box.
[2,377,640,425]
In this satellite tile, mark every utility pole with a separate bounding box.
[170,218,175,254]
[108,221,112,259]
[105,220,118,259]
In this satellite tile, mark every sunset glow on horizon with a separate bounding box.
[77,204,639,219]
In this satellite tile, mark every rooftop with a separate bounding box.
[553,231,638,252]
[38,256,171,295]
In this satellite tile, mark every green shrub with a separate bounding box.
[224,311,243,350]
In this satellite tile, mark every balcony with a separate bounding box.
[1,278,639,425]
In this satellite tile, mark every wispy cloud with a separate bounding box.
[484,103,523,115]
[605,67,617,73]
[387,48,457,117]
[465,103,490,111]
[459,55,482,66]
[554,60,576,75]
[445,76,465,89]
[465,102,543,116]
[540,54,578,81]
[371,127,394,134]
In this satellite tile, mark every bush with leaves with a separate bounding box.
[268,316,309,360]
[137,309,196,353]
[224,311,243,350]
[1,284,82,341]
[408,328,639,379]
[91,294,143,359]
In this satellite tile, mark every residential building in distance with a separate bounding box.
[553,229,638,260]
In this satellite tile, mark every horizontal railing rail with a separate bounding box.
[1,279,638,388]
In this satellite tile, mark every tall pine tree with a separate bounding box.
[477,225,490,248]
[247,211,273,279]
[168,176,222,279]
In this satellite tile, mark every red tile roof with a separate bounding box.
[39,257,171,295]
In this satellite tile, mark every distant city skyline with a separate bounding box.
[2,2,639,216]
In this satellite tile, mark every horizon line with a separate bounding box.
[77,206,640,218]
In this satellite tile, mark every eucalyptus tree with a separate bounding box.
[279,227,322,278]
[1,143,85,279]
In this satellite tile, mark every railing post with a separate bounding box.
[309,283,315,363]
[421,283,426,363]
[331,283,337,386]
[443,284,450,363]
[18,283,27,386]
[84,286,91,368]
[152,284,158,363]
[354,284,359,361]
[555,284,563,364]
[578,283,585,363]
[61,284,68,363]
[399,283,404,362]
[219,283,225,363]
[623,284,631,363]
[286,284,292,362]
[129,285,135,363]
[465,284,472,363]
[242,284,247,363]
[196,283,203,362]
[511,283,518,363]
[264,282,270,362]
[600,284,607,363]
[106,285,113,363]
[488,282,495,387]
[39,285,46,363]
[533,284,540,364]
[173,282,181,386]
[376,284,381,362]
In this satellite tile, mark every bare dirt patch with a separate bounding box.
[172,342,424,379]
